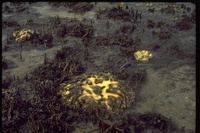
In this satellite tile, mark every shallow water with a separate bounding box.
[2,2,196,133]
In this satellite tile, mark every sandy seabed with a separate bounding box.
[2,2,196,133]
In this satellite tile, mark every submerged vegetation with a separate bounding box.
[2,2,195,133]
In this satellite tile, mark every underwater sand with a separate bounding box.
[2,2,195,133]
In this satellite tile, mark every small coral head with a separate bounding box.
[12,28,34,44]
[59,72,135,114]
[134,50,153,62]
